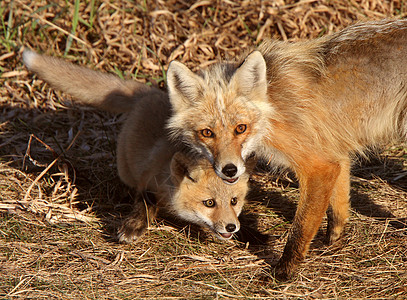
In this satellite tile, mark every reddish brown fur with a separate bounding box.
[23,49,251,243]
[166,19,407,280]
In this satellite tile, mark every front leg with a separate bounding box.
[275,158,341,280]
[117,191,158,243]
[326,158,351,245]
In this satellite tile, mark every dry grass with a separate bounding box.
[1,0,407,298]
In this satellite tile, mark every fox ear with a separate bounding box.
[170,152,206,186]
[170,152,194,185]
[167,61,204,111]
[231,50,267,97]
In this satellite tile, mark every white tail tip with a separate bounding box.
[22,48,38,70]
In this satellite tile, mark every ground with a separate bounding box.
[1,0,406,299]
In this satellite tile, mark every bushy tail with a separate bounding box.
[23,49,159,114]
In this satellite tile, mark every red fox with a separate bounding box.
[23,49,251,242]
[165,19,407,279]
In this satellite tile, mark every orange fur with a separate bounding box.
[23,49,251,243]
[166,19,407,279]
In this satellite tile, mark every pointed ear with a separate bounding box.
[170,152,194,186]
[170,152,207,186]
[231,51,267,97]
[166,61,205,111]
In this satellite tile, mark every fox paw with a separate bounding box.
[325,226,345,245]
[274,268,292,282]
[117,216,148,243]
[274,260,296,282]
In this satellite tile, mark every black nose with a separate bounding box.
[222,164,237,177]
[225,224,236,232]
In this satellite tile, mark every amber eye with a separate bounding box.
[200,129,214,138]
[231,197,237,206]
[203,199,216,207]
[235,124,247,135]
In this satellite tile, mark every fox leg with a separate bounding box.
[275,158,341,280]
[117,191,158,243]
[326,158,351,245]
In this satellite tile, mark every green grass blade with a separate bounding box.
[64,0,80,56]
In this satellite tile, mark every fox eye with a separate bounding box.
[200,129,214,138]
[235,124,247,135]
[203,199,216,208]
[231,197,238,206]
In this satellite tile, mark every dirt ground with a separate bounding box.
[1,0,406,299]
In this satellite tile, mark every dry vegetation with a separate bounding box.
[1,0,407,298]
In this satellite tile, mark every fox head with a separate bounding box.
[169,152,251,240]
[166,51,273,183]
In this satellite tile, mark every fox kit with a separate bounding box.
[23,50,250,242]
[166,19,407,279]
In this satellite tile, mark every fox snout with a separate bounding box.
[225,223,236,232]
[216,222,239,240]
[222,164,238,178]
[216,161,246,184]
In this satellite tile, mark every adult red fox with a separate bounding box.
[165,19,407,279]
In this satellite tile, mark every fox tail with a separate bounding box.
[23,49,157,114]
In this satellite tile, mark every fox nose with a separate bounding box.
[222,164,237,178]
[225,224,237,233]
